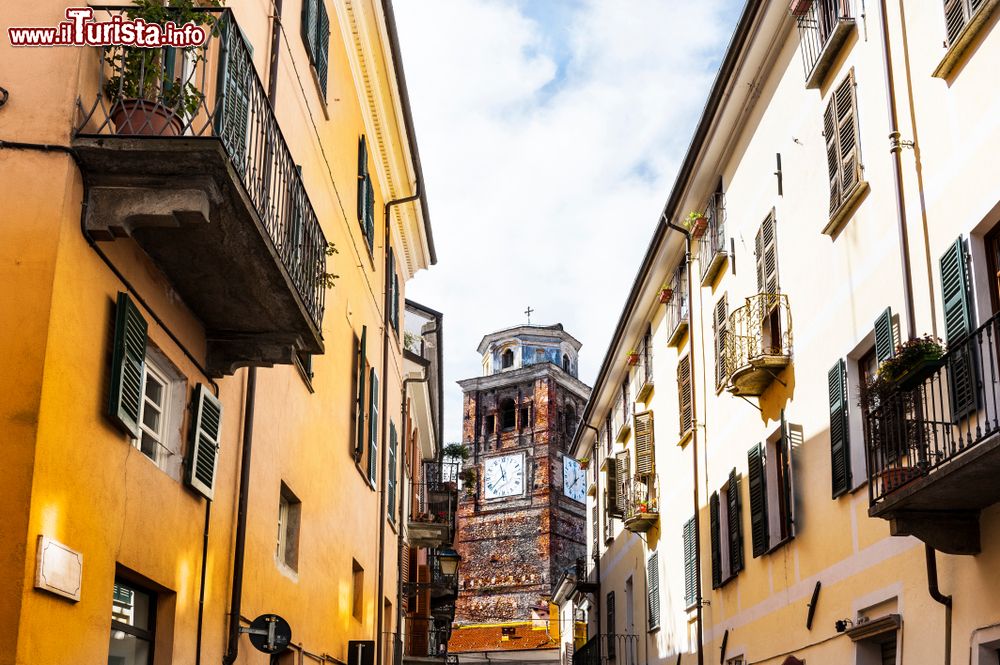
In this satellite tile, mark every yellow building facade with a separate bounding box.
[567,1,1000,664]
[0,1,435,664]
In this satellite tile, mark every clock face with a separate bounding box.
[563,456,586,503]
[483,454,525,499]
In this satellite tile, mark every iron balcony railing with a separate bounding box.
[698,191,727,284]
[391,616,455,663]
[666,261,690,346]
[75,7,327,329]
[794,0,855,87]
[633,335,653,401]
[572,634,639,665]
[622,474,659,533]
[611,393,629,442]
[410,462,460,547]
[725,294,793,371]
[866,312,1000,505]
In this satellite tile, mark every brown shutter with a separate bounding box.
[709,491,721,588]
[634,411,654,476]
[607,459,621,518]
[943,0,967,45]
[714,294,729,389]
[835,72,860,196]
[615,451,630,515]
[755,213,779,294]
[678,355,693,436]
[824,96,841,215]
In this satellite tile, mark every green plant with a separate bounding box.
[683,210,706,229]
[444,444,470,461]
[317,241,341,288]
[877,335,944,384]
[103,0,222,114]
[404,331,419,352]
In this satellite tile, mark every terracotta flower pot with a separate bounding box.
[879,467,921,493]
[626,353,640,366]
[690,216,708,238]
[658,288,673,304]
[110,99,182,136]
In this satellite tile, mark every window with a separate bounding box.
[484,415,495,439]
[682,517,697,609]
[602,488,613,542]
[564,406,577,439]
[352,560,364,621]
[646,554,660,631]
[606,592,616,660]
[519,406,531,430]
[277,483,301,571]
[353,326,368,462]
[943,0,991,46]
[940,236,976,418]
[710,469,744,587]
[984,224,1000,316]
[714,294,729,390]
[300,0,330,97]
[109,580,155,665]
[368,368,380,484]
[388,422,398,524]
[592,502,599,560]
[562,353,570,372]
[677,355,693,439]
[755,214,784,353]
[388,247,400,333]
[824,71,864,226]
[612,451,629,518]
[747,420,794,557]
[855,624,899,665]
[136,349,185,479]
[501,348,514,369]
[499,399,516,430]
[357,137,375,252]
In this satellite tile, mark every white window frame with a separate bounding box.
[137,358,170,465]
[135,348,184,480]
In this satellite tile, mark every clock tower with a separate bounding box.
[454,323,591,623]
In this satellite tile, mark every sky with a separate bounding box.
[394,0,743,445]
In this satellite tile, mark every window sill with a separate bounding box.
[714,571,740,590]
[677,430,693,448]
[932,0,1000,80]
[823,181,870,236]
[764,534,795,557]
[804,19,856,90]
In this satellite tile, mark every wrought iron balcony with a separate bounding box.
[572,634,639,665]
[395,616,455,664]
[698,192,728,286]
[666,261,689,348]
[865,313,1000,555]
[724,293,793,397]
[73,7,327,376]
[793,0,856,89]
[622,474,660,534]
[633,337,654,403]
[611,394,631,443]
[408,463,459,548]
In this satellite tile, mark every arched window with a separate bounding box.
[500,398,516,430]
[564,406,577,438]
[562,354,570,372]
[501,348,514,369]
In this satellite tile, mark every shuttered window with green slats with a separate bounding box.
[747,442,769,557]
[301,0,331,98]
[387,421,397,523]
[647,552,660,631]
[829,359,851,498]
[940,237,977,418]
[187,384,223,500]
[874,307,895,363]
[943,0,989,46]
[218,22,252,172]
[709,491,722,588]
[357,136,375,253]
[389,247,400,333]
[368,367,379,484]
[727,468,744,576]
[682,517,697,608]
[606,592,616,659]
[354,326,368,461]
[109,292,148,438]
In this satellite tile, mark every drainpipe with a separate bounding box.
[665,220,703,665]
[925,545,953,665]
[877,0,917,340]
[223,366,258,665]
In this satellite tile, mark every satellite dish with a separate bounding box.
[242,614,292,654]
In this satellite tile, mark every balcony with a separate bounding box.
[724,293,793,397]
[666,262,689,348]
[572,557,599,595]
[73,8,326,376]
[572,634,639,665]
[866,314,1000,554]
[633,339,654,403]
[611,397,631,443]
[622,474,660,534]
[698,192,728,286]
[408,463,458,548]
[397,616,456,665]
[794,0,856,89]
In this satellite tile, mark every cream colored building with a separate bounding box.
[565,1,1000,664]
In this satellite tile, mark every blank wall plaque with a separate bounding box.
[34,535,82,602]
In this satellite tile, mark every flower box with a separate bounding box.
[658,288,673,304]
[894,355,946,391]
[626,353,640,366]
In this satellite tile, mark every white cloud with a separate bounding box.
[395,0,741,444]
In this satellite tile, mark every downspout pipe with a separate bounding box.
[665,220,703,665]
[223,366,258,665]
[877,0,917,340]
[925,545,952,665]
[578,423,602,653]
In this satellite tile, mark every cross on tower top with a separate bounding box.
[524,306,534,324]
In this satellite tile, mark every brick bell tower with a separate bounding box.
[454,323,590,623]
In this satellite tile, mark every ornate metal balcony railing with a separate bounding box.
[633,335,653,402]
[572,634,639,665]
[698,191,728,285]
[409,462,460,548]
[666,261,689,347]
[75,7,327,330]
[866,312,1000,506]
[794,0,856,89]
[622,474,659,533]
[724,293,793,396]
[392,616,454,663]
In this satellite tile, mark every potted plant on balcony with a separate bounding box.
[877,335,946,392]
[444,443,470,461]
[103,0,221,136]
[577,457,590,470]
[625,349,640,366]
[878,466,923,493]
[636,499,649,514]
[684,211,709,239]
[459,467,477,497]
[658,284,674,304]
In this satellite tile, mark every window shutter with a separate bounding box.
[607,457,621,518]
[755,214,779,294]
[780,412,795,537]
[315,0,330,97]
[219,26,252,172]
[108,292,147,438]
[388,422,397,520]
[940,237,977,417]
[592,502,599,557]
[606,592,616,659]
[747,442,769,557]
[829,359,852,498]
[357,136,369,223]
[187,384,223,500]
[647,552,660,630]
[368,368,379,484]
[874,307,895,363]
[682,517,697,608]
[355,326,367,461]
[678,355,693,436]
[615,451,630,516]
[634,411,654,476]
[709,491,721,588]
[603,489,612,540]
[824,97,841,215]
[301,0,318,64]
[943,0,967,45]
[388,247,398,331]
[728,468,743,574]
[714,295,729,389]
[365,176,376,252]
[834,73,860,198]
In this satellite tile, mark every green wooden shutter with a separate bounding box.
[606,592,616,659]
[709,491,721,588]
[747,442,769,557]
[301,0,318,64]
[388,422,397,521]
[874,307,895,363]
[187,384,223,500]
[315,0,330,97]
[388,247,399,332]
[780,412,794,537]
[940,237,977,417]
[728,468,743,575]
[108,292,147,438]
[824,96,841,215]
[607,458,621,518]
[682,517,697,608]
[647,552,660,630]
[368,368,379,483]
[365,176,376,252]
[829,359,852,498]
[357,136,369,223]
[634,411,654,476]
[219,19,252,171]
[355,326,367,461]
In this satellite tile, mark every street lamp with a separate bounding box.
[437,548,462,578]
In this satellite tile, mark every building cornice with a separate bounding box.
[458,363,591,401]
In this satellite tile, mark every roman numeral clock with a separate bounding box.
[455,323,592,624]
